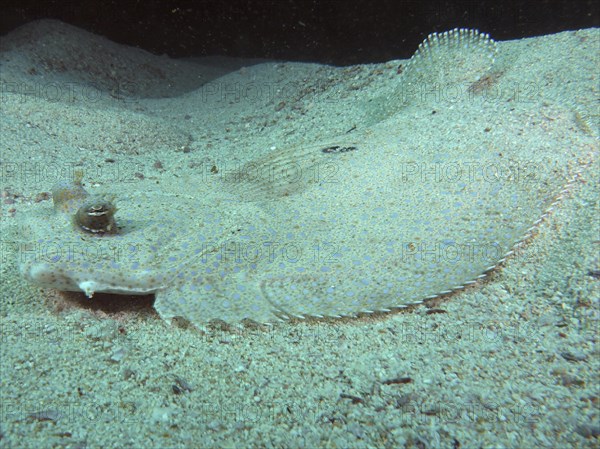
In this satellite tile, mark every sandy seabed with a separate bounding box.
[0,20,598,449]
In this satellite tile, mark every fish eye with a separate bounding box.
[75,200,118,235]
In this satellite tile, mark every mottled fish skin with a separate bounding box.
[17,29,595,327]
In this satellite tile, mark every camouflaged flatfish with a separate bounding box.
[18,29,595,327]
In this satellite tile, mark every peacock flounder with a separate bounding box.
[18,29,595,327]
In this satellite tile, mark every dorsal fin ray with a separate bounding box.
[365,28,498,123]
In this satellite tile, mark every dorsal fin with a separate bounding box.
[365,28,498,122]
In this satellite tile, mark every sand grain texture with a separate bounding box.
[0,20,598,449]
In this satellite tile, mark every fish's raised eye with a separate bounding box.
[75,200,118,235]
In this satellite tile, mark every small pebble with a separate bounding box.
[561,350,588,362]
[207,420,223,431]
[560,374,585,387]
[28,410,61,422]
[575,423,600,439]
[172,376,193,394]
[34,192,50,202]
[110,347,127,362]
[151,407,171,424]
